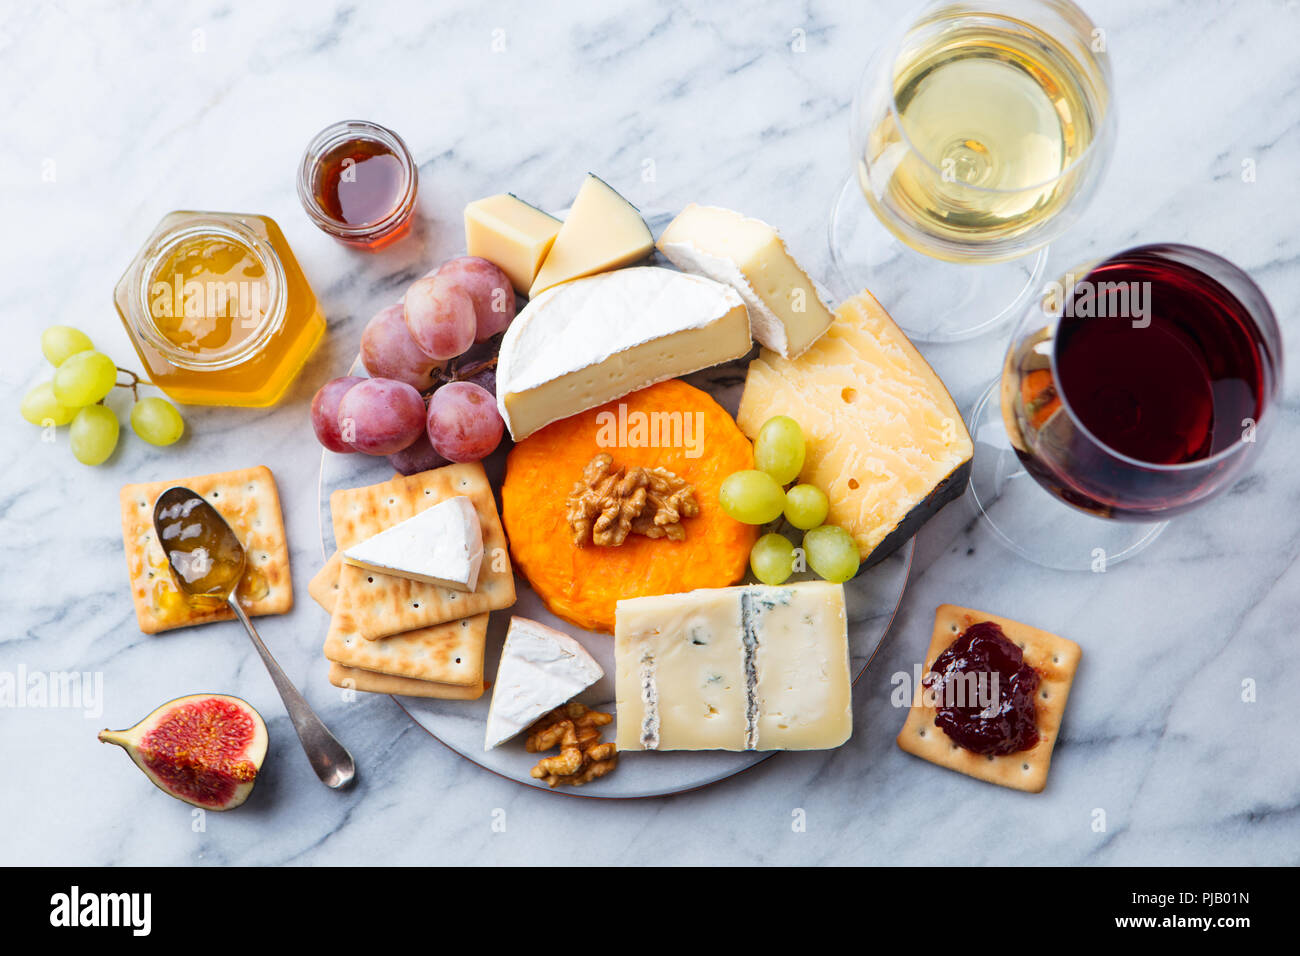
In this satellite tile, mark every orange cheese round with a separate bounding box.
[502,379,757,633]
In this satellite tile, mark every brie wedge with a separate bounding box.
[657,203,834,358]
[485,616,604,750]
[342,495,484,592]
[495,266,751,440]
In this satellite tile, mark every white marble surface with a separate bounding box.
[1,0,1297,865]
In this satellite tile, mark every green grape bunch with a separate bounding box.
[20,325,186,465]
[724,414,862,585]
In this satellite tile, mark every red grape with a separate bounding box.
[426,381,504,462]
[436,256,516,342]
[337,377,426,456]
[388,430,449,476]
[311,375,365,452]
[360,303,442,390]
[404,273,475,360]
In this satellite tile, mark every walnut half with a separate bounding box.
[526,702,618,788]
[566,453,699,547]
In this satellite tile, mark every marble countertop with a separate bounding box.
[2,0,1297,865]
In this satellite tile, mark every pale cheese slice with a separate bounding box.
[464,194,562,294]
[657,204,834,358]
[614,583,851,752]
[484,617,604,750]
[527,174,653,298]
[342,495,483,592]
[495,266,751,440]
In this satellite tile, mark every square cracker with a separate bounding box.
[330,462,515,640]
[120,465,293,634]
[309,550,343,613]
[323,606,488,686]
[896,604,1082,793]
[309,471,398,614]
[328,662,484,700]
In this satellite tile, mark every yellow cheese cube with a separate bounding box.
[464,194,561,294]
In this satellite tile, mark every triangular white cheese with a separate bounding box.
[485,617,604,750]
[342,495,483,592]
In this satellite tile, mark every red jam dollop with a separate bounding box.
[923,621,1040,756]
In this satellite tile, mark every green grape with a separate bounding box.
[40,325,94,367]
[130,396,185,446]
[69,404,120,465]
[784,483,830,530]
[53,350,117,407]
[803,525,860,583]
[753,415,805,486]
[750,533,796,585]
[20,382,76,427]
[719,470,786,525]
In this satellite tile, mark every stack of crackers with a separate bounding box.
[314,462,516,699]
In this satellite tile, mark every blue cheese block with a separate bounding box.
[614,582,851,751]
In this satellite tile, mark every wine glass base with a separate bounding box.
[827,176,1049,343]
[966,381,1168,570]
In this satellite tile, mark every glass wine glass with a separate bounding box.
[968,243,1283,570]
[828,0,1116,342]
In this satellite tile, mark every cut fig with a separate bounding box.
[98,693,269,811]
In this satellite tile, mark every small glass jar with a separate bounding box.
[297,120,418,249]
[114,210,326,407]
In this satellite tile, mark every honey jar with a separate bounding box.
[296,120,419,249]
[114,211,325,407]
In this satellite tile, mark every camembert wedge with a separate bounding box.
[342,495,483,592]
[528,174,653,298]
[737,289,973,565]
[657,203,834,358]
[485,617,604,750]
[496,266,751,440]
[614,582,852,752]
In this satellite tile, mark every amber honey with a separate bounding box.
[297,120,418,249]
[115,211,325,407]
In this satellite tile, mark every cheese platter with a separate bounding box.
[93,167,978,805]
[318,343,915,797]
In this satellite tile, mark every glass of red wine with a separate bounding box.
[967,243,1283,569]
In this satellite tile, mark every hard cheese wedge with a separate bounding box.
[464,194,562,294]
[657,204,834,358]
[496,266,751,440]
[614,582,851,752]
[342,495,483,592]
[484,617,604,750]
[737,289,973,565]
[527,174,653,298]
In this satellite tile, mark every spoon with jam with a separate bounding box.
[154,487,356,790]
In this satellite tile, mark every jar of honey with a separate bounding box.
[114,211,325,407]
[297,120,418,249]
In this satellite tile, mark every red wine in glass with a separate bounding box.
[1002,244,1281,520]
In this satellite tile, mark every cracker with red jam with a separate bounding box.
[896,604,1081,793]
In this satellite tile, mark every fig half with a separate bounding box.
[98,693,269,811]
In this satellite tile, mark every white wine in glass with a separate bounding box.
[829,0,1115,341]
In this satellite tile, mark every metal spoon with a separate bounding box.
[153,486,356,790]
